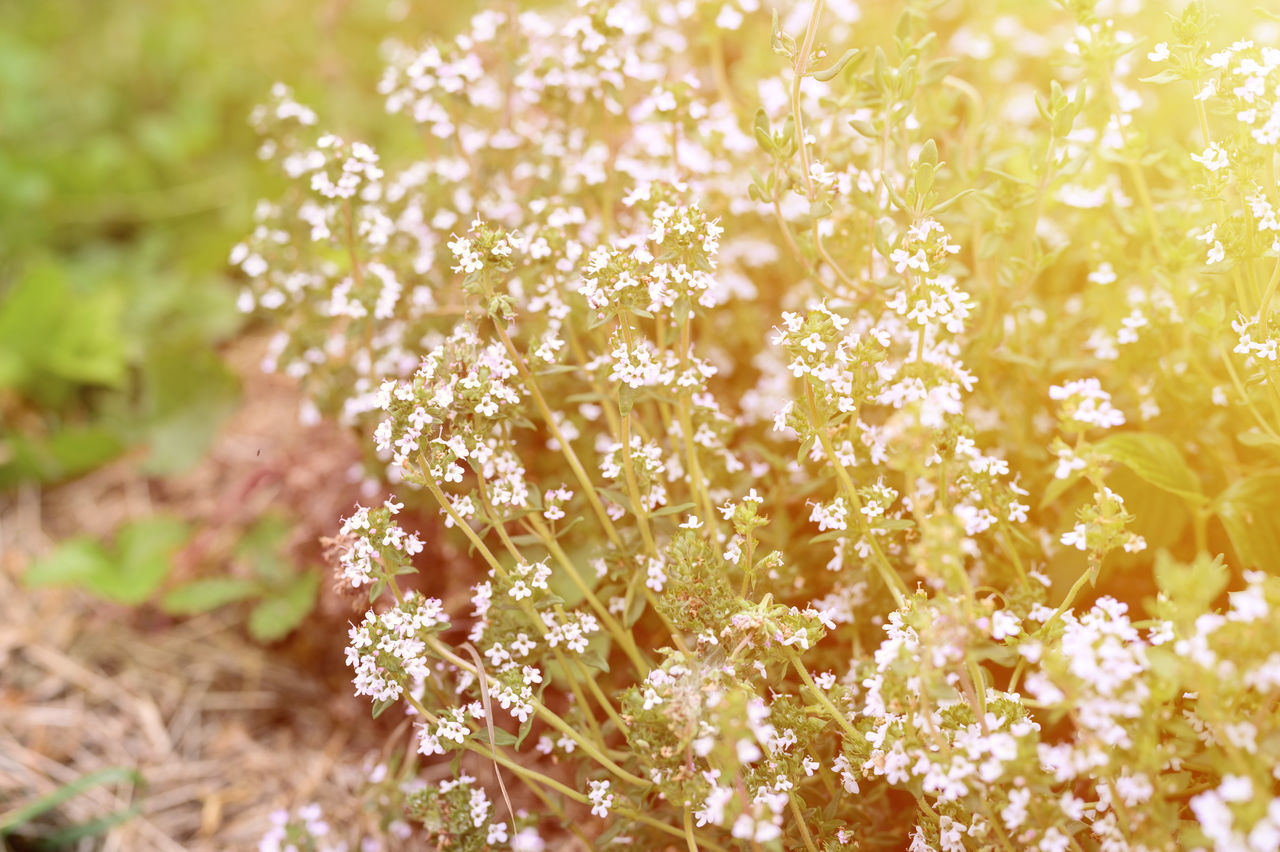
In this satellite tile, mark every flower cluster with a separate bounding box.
[259,803,342,852]
[250,0,1280,849]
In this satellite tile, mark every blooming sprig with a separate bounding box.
[250,1,1280,849]
[345,591,449,704]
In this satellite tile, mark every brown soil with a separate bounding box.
[0,332,385,851]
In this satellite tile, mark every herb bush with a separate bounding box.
[242,0,1280,848]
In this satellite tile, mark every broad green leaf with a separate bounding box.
[235,512,294,582]
[98,515,191,604]
[1214,472,1280,571]
[45,285,128,387]
[1095,433,1205,504]
[0,424,127,488]
[1153,550,1229,617]
[1039,469,1084,510]
[43,424,127,477]
[24,538,113,588]
[0,262,68,392]
[139,341,240,475]
[23,517,187,605]
[0,261,128,394]
[247,570,320,642]
[160,577,261,614]
[1108,466,1189,553]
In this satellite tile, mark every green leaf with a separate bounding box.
[753,108,773,154]
[1154,550,1229,615]
[0,767,144,836]
[1094,433,1205,505]
[920,57,957,87]
[0,260,128,394]
[160,577,262,614]
[42,425,127,479]
[514,714,536,749]
[1237,428,1280,449]
[1140,69,1183,85]
[24,538,113,588]
[489,727,518,746]
[235,513,294,582]
[1214,471,1280,571]
[99,515,191,604]
[1039,470,1084,510]
[811,48,861,82]
[650,501,697,518]
[913,163,935,199]
[984,167,1031,186]
[577,645,610,674]
[139,341,240,475]
[623,574,647,629]
[848,117,877,137]
[45,286,128,388]
[931,188,972,214]
[918,138,938,168]
[247,570,320,642]
[618,383,637,417]
[1108,466,1189,553]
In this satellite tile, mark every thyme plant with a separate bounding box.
[243,1,1280,848]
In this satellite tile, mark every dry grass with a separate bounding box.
[0,333,384,851]
[0,331,588,851]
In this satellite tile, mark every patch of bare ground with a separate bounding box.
[0,331,588,851]
[0,332,389,850]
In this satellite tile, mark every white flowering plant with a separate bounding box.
[238,0,1280,848]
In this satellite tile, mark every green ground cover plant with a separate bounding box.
[232,0,1280,848]
[0,0,476,487]
[4,0,486,646]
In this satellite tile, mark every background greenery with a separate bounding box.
[0,0,477,488]
[3,0,485,638]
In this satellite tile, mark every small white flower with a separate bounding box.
[587,780,614,818]
[1190,142,1229,172]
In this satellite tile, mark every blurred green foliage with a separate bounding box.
[25,514,192,605]
[0,0,477,488]
[27,509,319,641]
[160,512,321,643]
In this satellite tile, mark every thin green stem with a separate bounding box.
[678,318,718,529]
[1221,349,1280,441]
[789,794,819,852]
[419,469,510,580]
[425,636,650,789]
[1041,568,1093,634]
[621,410,658,556]
[525,514,649,673]
[684,807,701,852]
[803,384,909,606]
[493,322,624,548]
[785,647,860,742]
